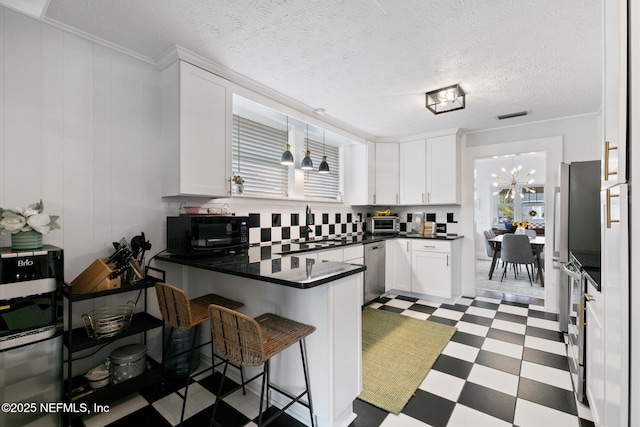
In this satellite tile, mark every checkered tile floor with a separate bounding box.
[76,293,594,427]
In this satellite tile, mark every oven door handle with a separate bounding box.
[559,262,583,280]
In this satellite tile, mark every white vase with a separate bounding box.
[514,227,526,235]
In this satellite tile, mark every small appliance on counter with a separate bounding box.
[167,215,249,256]
[435,223,447,236]
[366,216,399,234]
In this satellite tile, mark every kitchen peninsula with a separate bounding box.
[155,248,365,427]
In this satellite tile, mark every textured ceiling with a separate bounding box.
[42,0,602,139]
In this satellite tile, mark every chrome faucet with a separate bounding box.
[304,204,314,240]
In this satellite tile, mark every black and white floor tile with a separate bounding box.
[75,292,593,427]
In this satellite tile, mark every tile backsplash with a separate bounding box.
[164,201,461,246]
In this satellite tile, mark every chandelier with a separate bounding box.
[492,158,535,200]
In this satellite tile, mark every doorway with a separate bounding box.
[474,152,546,301]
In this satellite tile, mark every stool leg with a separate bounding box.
[258,360,269,426]
[179,326,199,426]
[300,339,315,427]
[209,359,229,427]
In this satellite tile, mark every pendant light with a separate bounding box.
[301,123,313,170]
[280,116,294,165]
[318,130,330,174]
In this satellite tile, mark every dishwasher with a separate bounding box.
[363,241,385,305]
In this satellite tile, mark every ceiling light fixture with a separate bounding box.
[318,130,330,174]
[491,157,536,200]
[301,123,313,170]
[425,84,465,114]
[280,116,294,165]
[314,108,326,115]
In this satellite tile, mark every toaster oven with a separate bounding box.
[366,216,399,234]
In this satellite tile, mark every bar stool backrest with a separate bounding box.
[209,304,266,367]
[155,282,194,330]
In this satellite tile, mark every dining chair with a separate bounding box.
[500,234,536,285]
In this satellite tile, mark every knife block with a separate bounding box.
[71,258,121,294]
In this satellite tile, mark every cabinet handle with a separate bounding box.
[446,254,449,266]
[373,194,376,204]
[606,188,619,229]
[579,304,587,327]
[604,140,618,181]
[422,193,425,204]
[396,194,399,204]
[423,245,436,248]
[406,242,410,252]
[228,176,233,194]
[427,192,431,203]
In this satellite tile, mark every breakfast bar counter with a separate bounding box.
[154,248,363,427]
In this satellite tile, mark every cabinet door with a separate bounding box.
[585,283,604,425]
[161,61,232,197]
[601,185,629,427]
[411,250,451,298]
[399,140,426,205]
[426,134,459,204]
[602,0,627,188]
[374,143,399,205]
[385,239,411,292]
[347,142,376,205]
[318,248,344,262]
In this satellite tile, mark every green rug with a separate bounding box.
[359,308,457,414]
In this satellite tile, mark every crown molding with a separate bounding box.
[154,45,376,143]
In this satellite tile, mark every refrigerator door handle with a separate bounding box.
[560,261,583,280]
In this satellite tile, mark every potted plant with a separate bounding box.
[0,200,60,250]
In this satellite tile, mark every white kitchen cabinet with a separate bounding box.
[410,239,461,301]
[347,141,376,205]
[343,245,364,264]
[601,0,627,189]
[399,139,426,205]
[374,143,400,205]
[318,248,344,262]
[160,60,233,197]
[385,238,411,292]
[585,281,605,426]
[600,185,629,427]
[426,133,460,204]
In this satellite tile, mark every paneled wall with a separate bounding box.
[0,8,162,281]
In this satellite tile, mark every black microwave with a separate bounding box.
[167,215,249,257]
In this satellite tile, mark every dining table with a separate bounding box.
[488,234,545,286]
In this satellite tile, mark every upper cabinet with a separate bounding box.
[374,143,400,205]
[160,60,233,197]
[347,141,376,205]
[399,139,427,205]
[426,133,461,205]
[602,0,627,188]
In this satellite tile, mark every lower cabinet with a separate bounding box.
[384,238,461,301]
[586,282,605,425]
[385,238,412,292]
[410,239,461,300]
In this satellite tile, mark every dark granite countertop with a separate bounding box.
[155,234,462,289]
[155,249,365,289]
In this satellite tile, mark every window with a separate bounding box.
[492,185,545,226]
[303,136,341,199]
[232,114,289,197]
[232,95,346,201]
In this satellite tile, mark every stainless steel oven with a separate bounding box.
[562,253,587,402]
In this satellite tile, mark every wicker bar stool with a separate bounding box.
[155,283,244,426]
[208,304,316,427]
